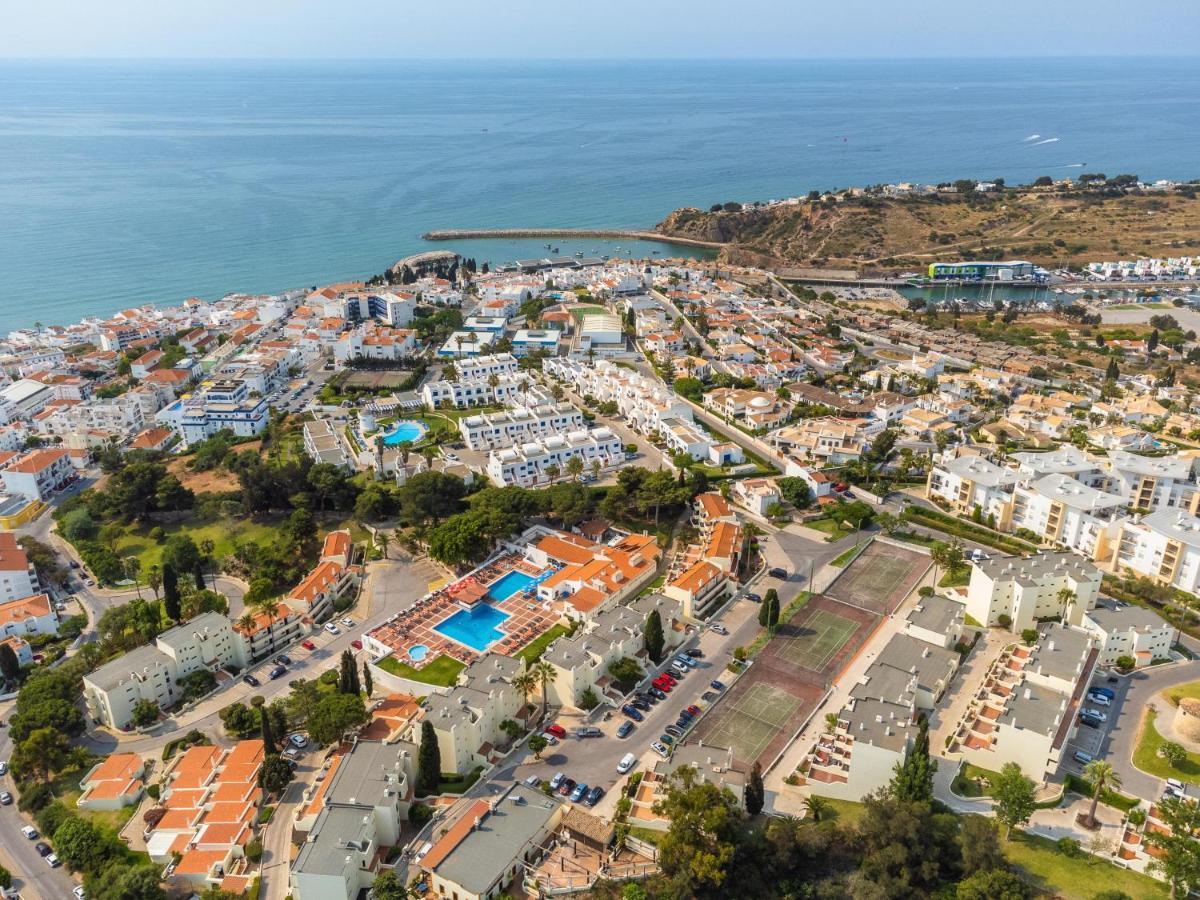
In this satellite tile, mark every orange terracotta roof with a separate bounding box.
[321,529,352,561]
[3,448,69,473]
[84,753,143,785]
[670,560,724,595]
[0,533,28,572]
[536,535,595,566]
[0,593,51,627]
[566,586,608,614]
[421,799,491,872]
[288,560,343,608]
[174,848,228,876]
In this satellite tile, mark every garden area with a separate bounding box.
[376,653,465,687]
[951,763,1002,798]
[1132,708,1200,784]
[1004,829,1168,900]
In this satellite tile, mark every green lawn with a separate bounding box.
[438,766,483,795]
[627,826,664,846]
[811,795,867,826]
[951,763,1002,798]
[515,623,569,666]
[1133,708,1200,784]
[829,546,860,568]
[376,653,465,687]
[1005,829,1168,900]
[938,566,971,588]
[805,517,852,542]
[113,516,283,571]
[1165,679,1200,706]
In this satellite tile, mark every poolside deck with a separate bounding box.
[368,552,565,670]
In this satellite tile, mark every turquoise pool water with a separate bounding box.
[487,570,538,601]
[434,604,510,652]
[382,420,426,446]
[408,644,429,662]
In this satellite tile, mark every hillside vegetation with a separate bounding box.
[655,186,1200,273]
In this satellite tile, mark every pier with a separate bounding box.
[421,228,726,249]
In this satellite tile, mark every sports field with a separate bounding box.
[774,608,859,671]
[700,683,802,766]
[343,370,413,390]
[824,540,930,616]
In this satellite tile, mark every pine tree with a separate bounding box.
[644,610,664,664]
[362,661,373,697]
[745,762,765,815]
[162,563,182,622]
[891,716,936,803]
[417,720,441,796]
[259,704,275,753]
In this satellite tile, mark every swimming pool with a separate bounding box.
[486,570,539,601]
[408,644,429,662]
[434,604,511,652]
[381,419,427,446]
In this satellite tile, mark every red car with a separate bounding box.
[301,640,316,651]
[653,676,673,692]
[657,673,677,686]
[351,639,363,650]
[544,723,567,739]
[687,705,702,717]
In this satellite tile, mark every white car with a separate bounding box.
[0,760,7,775]
[289,733,309,749]
[324,623,341,635]
[650,741,670,758]
[21,825,38,840]
[711,623,728,636]
[1082,708,1108,722]
[340,617,356,628]
[46,852,61,868]
[73,887,86,900]
[1087,693,1111,707]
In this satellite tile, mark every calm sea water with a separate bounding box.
[1,58,1198,333]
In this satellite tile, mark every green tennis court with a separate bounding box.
[825,542,930,615]
[700,683,801,765]
[774,608,859,671]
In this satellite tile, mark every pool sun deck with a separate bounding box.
[368,553,564,671]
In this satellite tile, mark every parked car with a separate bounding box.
[569,781,590,803]
[650,741,670,758]
[34,841,51,856]
[701,691,718,703]
[621,705,644,722]
[74,886,87,900]
[576,726,603,738]
[744,592,761,603]
[0,761,7,776]
[1082,708,1108,722]
[685,648,704,658]
[675,655,697,669]
[351,639,363,650]
[631,698,650,711]
[649,686,668,700]
[301,640,316,651]
[550,772,566,791]
[617,752,637,774]
[557,778,577,797]
[637,691,659,705]
[268,666,287,680]
[524,774,542,788]
[665,725,684,738]
[289,733,308,749]
[283,747,300,760]
[617,721,635,739]
[768,567,789,579]
[340,618,356,628]
[242,674,260,687]
[1087,693,1111,707]
[653,680,672,693]
[711,623,729,636]
[324,623,341,635]
[46,853,61,868]
[710,679,727,691]
[1073,750,1094,765]
[686,705,702,717]
[21,826,37,840]
[585,785,605,806]
[544,723,567,739]
[541,733,559,746]
[1078,713,1102,729]
[1091,686,1116,700]
[659,734,675,746]
[274,655,292,666]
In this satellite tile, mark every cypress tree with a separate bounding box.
[259,704,275,753]
[362,661,373,697]
[1105,358,1120,381]
[891,716,936,803]
[162,563,182,622]
[644,610,664,664]
[417,720,441,796]
[193,559,206,591]
[745,762,765,815]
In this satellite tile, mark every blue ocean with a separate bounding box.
[1,57,1197,333]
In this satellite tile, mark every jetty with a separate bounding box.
[421,228,726,249]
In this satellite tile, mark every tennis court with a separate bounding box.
[774,607,860,671]
[699,683,801,767]
[824,540,930,616]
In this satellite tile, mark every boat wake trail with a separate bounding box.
[1022,134,1041,141]
[1030,137,1059,146]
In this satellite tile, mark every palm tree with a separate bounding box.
[513,667,537,719]
[531,659,557,723]
[589,458,601,480]
[1082,760,1120,828]
[376,531,391,560]
[123,556,143,599]
[147,564,162,601]
[545,463,560,483]
[566,456,584,479]
[803,795,831,822]
[252,596,281,627]
[1058,587,1077,626]
[238,612,256,633]
[200,538,216,589]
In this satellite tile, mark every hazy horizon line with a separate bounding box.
[2,52,1199,62]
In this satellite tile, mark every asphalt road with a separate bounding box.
[0,717,80,900]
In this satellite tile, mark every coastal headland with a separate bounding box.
[422,227,726,249]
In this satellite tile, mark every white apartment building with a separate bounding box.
[1104,450,1200,513]
[1010,445,1105,487]
[452,353,520,381]
[83,612,246,729]
[34,396,146,442]
[1082,599,1176,667]
[415,656,525,774]
[0,448,75,501]
[421,373,532,409]
[544,357,694,437]
[1113,507,1200,594]
[965,552,1102,633]
[0,592,58,641]
[0,379,54,425]
[927,453,1018,521]
[0,532,40,601]
[1009,473,1126,560]
[659,416,715,460]
[156,378,268,446]
[458,402,585,451]
[486,427,622,487]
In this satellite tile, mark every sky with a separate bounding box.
[3,0,1199,59]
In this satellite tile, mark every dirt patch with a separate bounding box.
[167,440,262,493]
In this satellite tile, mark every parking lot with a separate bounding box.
[1061,670,1130,772]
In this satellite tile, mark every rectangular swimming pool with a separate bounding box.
[487,570,538,601]
[434,603,511,652]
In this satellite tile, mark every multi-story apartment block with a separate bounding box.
[0,532,40,601]
[485,427,622,487]
[965,552,1102,633]
[1081,599,1176,667]
[417,655,524,774]
[927,452,1018,522]
[0,448,75,501]
[1009,473,1126,560]
[1104,450,1200,513]
[1112,508,1200,594]
[0,591,58,641]
[421,373,533,409]
[156,378,268,447]
[544,357,695,437]
[458,402,585,451]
